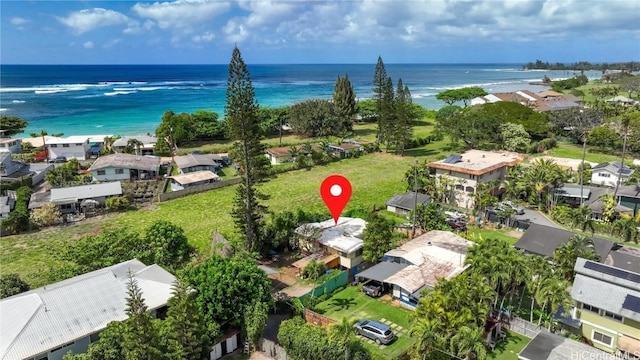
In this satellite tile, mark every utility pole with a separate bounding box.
[412,159,418,237]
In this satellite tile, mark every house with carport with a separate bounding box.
[88,153,161,181]
[169,170,220,191]
[356,230,472,308]
[0,259,175,360]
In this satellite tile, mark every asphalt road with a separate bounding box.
[514,209,561,229]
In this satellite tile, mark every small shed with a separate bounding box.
[386,191,431,217]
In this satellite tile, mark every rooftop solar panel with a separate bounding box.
[584,261,640,283]
[443,154,462,164]
[622,295,640,313]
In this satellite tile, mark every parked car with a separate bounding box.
[498,201,525,215]
[362,282,383,297]
[49,156,68,163]
[354,319,396,345]
[446,218,467,231]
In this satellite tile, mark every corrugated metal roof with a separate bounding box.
[294,217,366,254]
[0,259,175,360]
[50,182,122,202]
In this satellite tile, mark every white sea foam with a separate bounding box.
[112,86,165,91]
[0,108,8,112]
[35,89,68,94]
[11,100,26,103]
[104,91,137,96]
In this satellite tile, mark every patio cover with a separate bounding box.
[355,262,408,283]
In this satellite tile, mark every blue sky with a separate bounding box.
[2,0,639,64]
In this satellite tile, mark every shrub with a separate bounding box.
[0,186,33,235]
[30,202,61,227]
[0,274,30,298]
[302,260,327,281]
[105,196,130,210]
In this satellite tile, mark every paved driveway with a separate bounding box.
[514,209,561,229]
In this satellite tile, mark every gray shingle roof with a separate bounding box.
[174,154,218,169]
[0,259,175,360]
[50,182,123,202]
[88,153,161,172]
[386,191,431,211]
[593,161,633,176]
[518,330,609,360]
[514,224,613,262]
[355,262,409,283]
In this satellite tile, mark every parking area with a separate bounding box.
[313,286,416,358]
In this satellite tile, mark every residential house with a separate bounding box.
[0,150,24,179]
[555,184,634,219]
[591,162,633,187]
[518,330,611,360]
[169,170,220,191]
[471,90,581,112]
[514,224,613,263]
[567,258,640,356]
[0,259,175,360]
[30,181,123,214]
[265,146,294,165]
[88,153,161,181]
[618,185,640,217]
[329,142,362,158]
[386,191,431,217]
[356,230,472,308]
[0,191,16,219]
[607,95,636,106]
[0,150,53,184]
[174,154,221,174]
[428,150,523,208]
[112,135,157,155]
[294,217,367,270]
[45,136,91,160]
[0,137,22,154]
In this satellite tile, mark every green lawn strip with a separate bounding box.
[467,227,520,245]
[487,331,530,360]
[315,286,415,358]
[532,141,621,164]
[1,153,415,287]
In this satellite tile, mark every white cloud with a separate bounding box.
[83,41,94,49]
[10,17,29,26]
[57,8,131,34]
[192,31,215,43]
[223,19,248,43]
[103,39,122,48]
[132,0,230,33]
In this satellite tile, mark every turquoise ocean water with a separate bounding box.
[0,64,601,137]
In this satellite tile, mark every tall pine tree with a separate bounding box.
[381,76,396,150]
[122,271,164,360]
[164,278,212,360]
[372,56,389,145]
[332,74,356,132]
[393,79,414,155]
[225,46,272,252]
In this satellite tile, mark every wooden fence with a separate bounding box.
[157,177,241,202]
[304,309,336,329]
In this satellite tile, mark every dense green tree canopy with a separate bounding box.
[182,255,273,327]
[0,115,28,136]
[144,220,193,270]
[362,212,396,262]
[192,110,225,140]
[288,99,344,138]
[0,274,30,298]
[155,111,197,149]
[479,102,550,139]
[257,106,289,136]
[355,99,377,122]
[435,87,488,106]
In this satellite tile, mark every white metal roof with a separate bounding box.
[516,90,537,102]
[294,217,366,254]
[0,259,175,360]
[170,170,220,185]
[50,182,122,202]
[46,136,91,145]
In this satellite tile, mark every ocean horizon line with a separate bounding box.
[2,62,530,67]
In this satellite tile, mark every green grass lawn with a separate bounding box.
[1,153,416,287]
[467,226,520,245]
[534,141,621,164]
[314,286,416,359]
[487,331,530,360]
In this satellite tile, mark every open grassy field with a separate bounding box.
[1,152,417,287]
[533,141,622,164]
[314,286,416,359]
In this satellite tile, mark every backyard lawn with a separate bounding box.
[314,286,416,359]
[487,331,530,360]
[467,226,521,245]
[534,141,621,164]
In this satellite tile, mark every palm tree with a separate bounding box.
[127,138,144,155]
[525,159,566,210]
[553,234,598,280]
[613,216,639,243]
[288,145,300,161]
[614,112,633,198]
[103,135,116,154]
[571,206,596,235]
[450,326,487,360]
[525,255,552,322]
[301,142,313,155]
[535,277,572,330]
[329,317,356,360]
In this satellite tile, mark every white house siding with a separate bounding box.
[591,171,618,187]
[0,139,22,154]
[386,205,397,213]
[92,167,131,182]
[435,167,506,208]
[48,143,90,160]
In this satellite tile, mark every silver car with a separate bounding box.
[354,319,396,345]
[499,201,525,215]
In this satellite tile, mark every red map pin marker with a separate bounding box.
[320,175,352,225]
